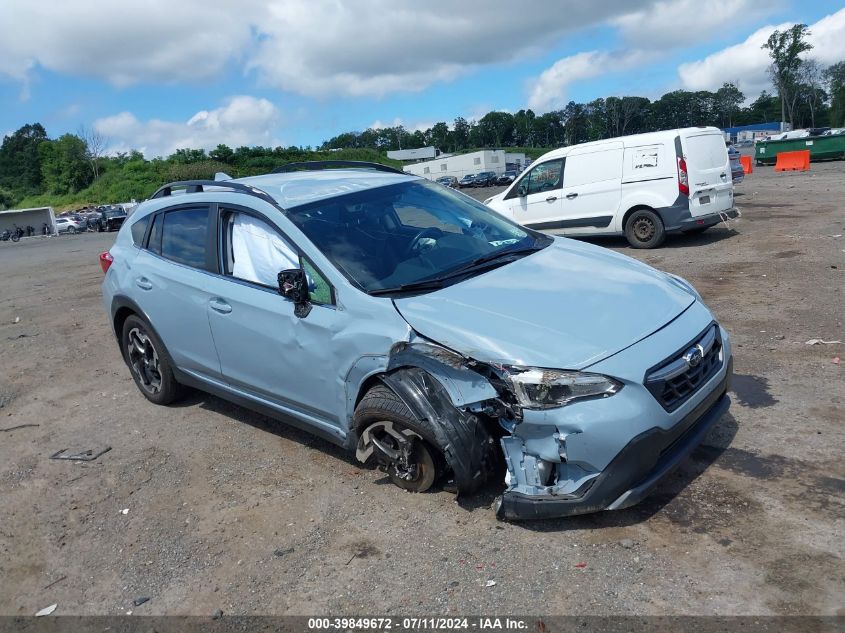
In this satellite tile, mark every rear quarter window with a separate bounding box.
[130,215,150,247]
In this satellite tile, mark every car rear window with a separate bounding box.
[160,208,208,269]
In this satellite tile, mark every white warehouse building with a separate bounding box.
[402,150,527,181]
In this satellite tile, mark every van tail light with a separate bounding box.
[99,251,114,274]
[677,157,690,197]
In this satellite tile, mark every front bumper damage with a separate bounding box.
[496,365,731,520]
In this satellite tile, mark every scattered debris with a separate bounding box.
[50,447,112,462]
[7,333,37,340]
[485,580,497,587]
[834,356,841,366]
[0,423,39,432]
[212,609,224,620]
[574,562,587,569]
[274,547,294,558]
[120,508,129,515]
[133,597,150,606]
[35,604,57,617]
[805,339,842,345]
[14,316,20,324]
[619,539,635,549]
[43,575,67,590]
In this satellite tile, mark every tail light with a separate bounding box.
[99,251,114,273]
[677,157,689,197]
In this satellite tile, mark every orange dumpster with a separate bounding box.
[739,155,753,174]
[774,149,810,172]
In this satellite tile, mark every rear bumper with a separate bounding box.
[496,357,732,520]
[671,207,739,233]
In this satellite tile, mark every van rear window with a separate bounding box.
[685,134,728,170]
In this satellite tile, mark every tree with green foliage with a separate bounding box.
[715,83,745,127]
[0,123,48,198]
[762,24,813,126]
[825,61,845,127]
[38,134,92,195]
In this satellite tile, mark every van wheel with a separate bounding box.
[354,385,441,493]
[121,315,183,405]
[625,208,665,249]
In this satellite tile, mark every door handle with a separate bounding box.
[209,298,232,314]
[545,196,558,202]
[135,277,152,290]
[565,192,578,199]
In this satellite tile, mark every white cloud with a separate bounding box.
[527,0,779,113]
[613,0,776,48]
[528,51,652,112]
[0,0,651,97]
[0,1,256,87]
[678,8,845,96]
[94,96,280,158]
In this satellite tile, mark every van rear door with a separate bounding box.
[680,130,733,218]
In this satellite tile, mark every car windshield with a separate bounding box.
[287,180,549,294]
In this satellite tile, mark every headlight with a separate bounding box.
[506,368,622,409]
[666,273,702,301]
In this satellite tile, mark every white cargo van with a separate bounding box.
[484,127,738,248]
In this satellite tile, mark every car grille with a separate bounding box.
[645,324,723,412]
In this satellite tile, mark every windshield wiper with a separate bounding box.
[368,278,448,297]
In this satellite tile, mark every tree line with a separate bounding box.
[0,24,842,211]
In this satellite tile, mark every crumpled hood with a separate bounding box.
[394,239,695,369]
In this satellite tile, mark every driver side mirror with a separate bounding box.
[278,268,312,318]
[517,183,528,197]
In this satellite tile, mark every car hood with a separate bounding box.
[393,239,695,369]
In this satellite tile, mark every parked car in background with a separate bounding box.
[96,205,128,232]
[472,171,498,187]
[436,176,458,188]
[727,146,744,184]
[485,126,738,248]
[821,128,845,136]
[497,170,517,185]
[55,217,85,234]
[100,161,732,520]
[458,174,476,188]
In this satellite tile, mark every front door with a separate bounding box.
[501,159,565,229]
[203,208,348,435]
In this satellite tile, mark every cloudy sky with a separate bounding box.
[1,0,843,157]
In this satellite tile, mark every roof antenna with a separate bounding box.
[214,172,232,181]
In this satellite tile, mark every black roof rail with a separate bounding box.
[271,160,405,175]
[149,180,281,208]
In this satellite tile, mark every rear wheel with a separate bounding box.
[355,385,442,492]
[68,226,77,234]
[121,315,183,405]
[625,208,665,249]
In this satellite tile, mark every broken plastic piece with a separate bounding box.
[35,604,57,617]
[50,447,112,461]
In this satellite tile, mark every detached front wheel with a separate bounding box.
[625,208,665,249]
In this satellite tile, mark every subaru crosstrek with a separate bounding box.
[100,161,732,520]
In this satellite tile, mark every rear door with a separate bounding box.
[500,159,565,229]
[681,131,733,217]
[133,205,222,381]
[558,144,623,234]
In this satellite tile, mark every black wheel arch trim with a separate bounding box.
[378,367,494,495]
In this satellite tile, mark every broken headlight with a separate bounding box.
[506,368,622,409]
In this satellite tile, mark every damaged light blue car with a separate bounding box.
[100,161,733,520]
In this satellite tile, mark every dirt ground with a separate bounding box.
[0,161,843,617]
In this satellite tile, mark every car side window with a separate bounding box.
[524,159,564,195]
[302,257,333,305]
[223,211,299,288]
[160,208,208,269]
[130,215,150,247]
[147,214,162,254]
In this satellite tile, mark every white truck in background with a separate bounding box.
[484,126,738,248]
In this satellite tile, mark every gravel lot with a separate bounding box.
[1,162,843,617]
